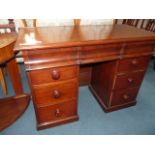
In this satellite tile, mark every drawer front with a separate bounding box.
[124,43,153,56]
[29,65,78,85]
[33,79,78,107]
[80,44,121,64]
[23,47,78,70]
[117,56,150,73]
[37,100,77,124]
[111,88,139,107]
[113,71,145,90]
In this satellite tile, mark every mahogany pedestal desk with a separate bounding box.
[14,25,155,130]
[0,33,30,131]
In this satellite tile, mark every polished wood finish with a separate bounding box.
[79,65,92,85]
[7,58,24,95]
[114,71,145,90]
[117,19,155,71]
[90,55,150,112]
[123,41,153,57]
[117,56,151,73]
[27,64,79,129]
[0,94,30,131]
[111,87,139,107]
[91,61,118,108]
[0,33,30,131]
[0,34,16,60]
[0,68,7,95]
[29,65,78,85]
[36,99,78,130]
[0,19,16,96]
[33,79,78,107]
[22,47,78,70]
[14,25,155,130]
[14,25,155,51]
[79,44,121,64]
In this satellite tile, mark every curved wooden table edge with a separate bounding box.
[0,93,30,132]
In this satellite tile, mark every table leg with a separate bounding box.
[7,58,24,96]
[0,67,7,95]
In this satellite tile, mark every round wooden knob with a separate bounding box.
[123,94,129,100]
[51,69,60,80]
[53,90,61,98]
[127,78,133,83]
[131,59,138,65]
[55,109,61,117]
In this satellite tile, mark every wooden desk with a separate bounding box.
[14,25,155,130]
[0,33,30,131]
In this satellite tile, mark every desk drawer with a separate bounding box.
[80,44,121,64]
[37,100,77,124]
[111,88,139,107]
[117,56,150,73]
[33,79,78,107]
[124,42,153,56]
[29,65,78,85]
[113,71,145,90]
[24,47,78,69]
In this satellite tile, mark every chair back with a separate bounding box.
[122,19,140,27]
[0,19,16,33]
[145,19,155,32]
[116,19,155,32]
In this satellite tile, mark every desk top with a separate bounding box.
[14,25,155,51]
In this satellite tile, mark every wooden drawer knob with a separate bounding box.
[55,109,62,117]
[127,78,133,83]
[131,59,138,65]
[123,94,129,100]
[53,90,61,98]
[51,69,60,80]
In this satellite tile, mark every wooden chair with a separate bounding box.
[0,19,15,33]
[123,19,155,30]
[0,19,30,131]
[145,19,155,32]
[115,19,147,29]
[122,19,140,27]
[0,19,16,95]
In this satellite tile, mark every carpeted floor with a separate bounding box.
[0,60,155,135]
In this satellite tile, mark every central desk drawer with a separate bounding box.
[111,88,139,107]
[117,56,150,73]
[113,71,145,90]
[33,79,78,107]
[37,99,77,124]
[29,65,78,85]
[79,44,121,64]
